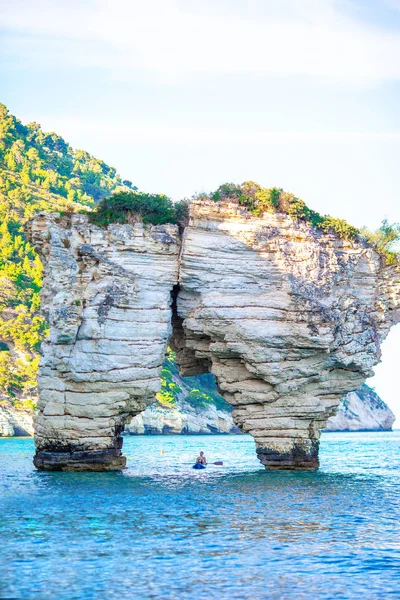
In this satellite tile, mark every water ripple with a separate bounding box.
[0,432,399,599]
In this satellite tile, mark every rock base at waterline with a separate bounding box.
[256,441,320,470]
[33,448,126,471]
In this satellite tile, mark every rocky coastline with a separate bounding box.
[0,406,34,437]
[325,384,396,432]
[126,384,396,434]
[1,384,395,437]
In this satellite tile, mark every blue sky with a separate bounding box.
[1,0,399,418]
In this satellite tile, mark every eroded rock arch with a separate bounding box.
[26,200,400,471]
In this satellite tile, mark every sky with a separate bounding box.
[1,0,399,419]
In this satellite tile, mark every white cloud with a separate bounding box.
[1,0,400,81]
[23,115,400,146]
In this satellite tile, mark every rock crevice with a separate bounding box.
[26,202,400,471]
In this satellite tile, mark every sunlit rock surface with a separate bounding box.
[0,383,394,437]
[27,202,400,471]
[0,407,34,437]
[26,213,180,470]
[173,199,400,469]
[325,384,395,431]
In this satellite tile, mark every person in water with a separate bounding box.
[196,451,207,465]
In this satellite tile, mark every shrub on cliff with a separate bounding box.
[319,217,359,240]
[211,181,281,213]
[89,191,176,226]
[361,219,400,265]
[208,182,400,263]
[89,191,188,228]
[208,181,360,240]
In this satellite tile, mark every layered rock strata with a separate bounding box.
[27,202,400,471]
[26,213,180,470]
[173,200,400,469]
[0,383,394,437]
[0,407,34,437]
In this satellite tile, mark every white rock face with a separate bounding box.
[326,384,396,431]
[174,200,400,469]
[27,202,400,471]
[0,407,34,436]
[0,409,16,437]
[126,402,237,435]
[26,212,180,470]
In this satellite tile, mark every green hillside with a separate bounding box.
[0,104,130,407]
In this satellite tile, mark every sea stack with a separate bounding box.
[26,201,400,471]
[26,212,181,470]
[174,199,400,469]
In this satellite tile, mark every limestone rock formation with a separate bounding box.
[27,201,400,471]
[0,407,34,437]
[125,383,395,435]
[26,212,180,470]
[173,199,400,469]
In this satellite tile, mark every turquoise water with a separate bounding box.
[1,432,400,600]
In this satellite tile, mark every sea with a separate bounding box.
[1,431,399,600]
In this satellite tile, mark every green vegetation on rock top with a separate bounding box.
[89,191,188,227]
[205,181,359,238]
[203,181,400,263]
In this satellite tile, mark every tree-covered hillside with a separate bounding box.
[0,104,130,407]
